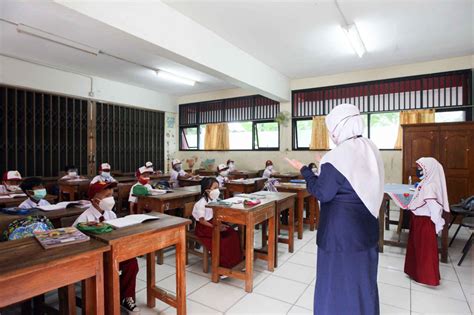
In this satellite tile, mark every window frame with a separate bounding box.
[179,125,200,151]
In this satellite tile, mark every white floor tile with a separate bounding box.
[254,275,307,304]
[288,251,317,268]
[155,271,210,295]
[378,267,411,289]
[226,293,292,315]
[160,299,223,315]
[137,262,177,283]
[134,287,170,314]
[379,254,406,271]
[439,264,460,282]
[411,290,471,314]
[378,282,410,310]
[300,242,317,254]
[411,279,467,301]
[379,303,410,314]
[272,261,316,284]
[136,279,147,292]
[287,305,313,314]
[225,269,270,290]
[188,282,246,312]
[295,285,314,311]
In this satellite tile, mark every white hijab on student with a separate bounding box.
[320,104,385,218]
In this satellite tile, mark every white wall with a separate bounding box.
[0,54,177,113]
[175,55,474,183]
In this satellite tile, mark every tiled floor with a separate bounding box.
[130,222,473,315]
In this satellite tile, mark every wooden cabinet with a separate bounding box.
[402,122,474,204]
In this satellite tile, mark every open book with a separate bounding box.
[34,227,90,249]
[37,201,90,211]
[105,214,159,228]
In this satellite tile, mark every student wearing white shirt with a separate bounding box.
[59,165,81,181]
[0,170,23,194]
[73,181,140,314]
[262,160,276,179]
[18,177,51,208]
[227,159,236,173]
[216,164,229,187]
[128,165,154,214]
[169,159,190,188]
[90,163,116,184]
[193,178,242,269]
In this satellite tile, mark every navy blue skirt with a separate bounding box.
[314,246,379,315]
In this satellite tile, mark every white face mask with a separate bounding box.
[5,184,20,191]
[267,165,273,171]
[209,188,220,200]
[101,172,111,178]
[68,171,77,177]
[99,196,115,212]
[228,163,234,170]
[220,171,228,177]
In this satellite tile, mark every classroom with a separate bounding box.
[0,1,473,314]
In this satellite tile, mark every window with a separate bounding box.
[435,110,466,123]
[369,112,400,149]
[229,122,252,150]
[254,122,279,150]
[294,120,312,149]
[180,127,198,150]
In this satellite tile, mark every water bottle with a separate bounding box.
[408,176,412,186]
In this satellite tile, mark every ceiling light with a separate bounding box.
[17,24,99,56]
[156,70,196,86]
[340,24,367,58]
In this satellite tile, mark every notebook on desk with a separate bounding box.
[106,214,159,228]
[34,227,90,249]
[37,201,90,211]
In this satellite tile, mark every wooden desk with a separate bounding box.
[115,176,137,183]
[136,189,200,214]
[0,206,87,233]
[58,179,91,201]
[378,193,449,263]
[178,177,204,187]
[151,174,171,181]
[208,199,275,293]
[225,178,266,196]
[88,213,190,315]
[0,194,57,208]
[229,171,259,180]
[249,192,296,267]
[196,169,216,176]
[274,183,319,239]
[273,173,300,183]
[0,237,109,314]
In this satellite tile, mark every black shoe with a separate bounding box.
[121,297,140,314]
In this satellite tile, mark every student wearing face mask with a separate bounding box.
[308,163,319,175]
[90,163,116,184]
[169,159,190,188]
[193,178,242,269]
[128,165,154,214]
[0,170,23,194]
[18,177,51,208]
[73,182,140,314]
[216,164,230,187]
[262,160,276,179]
[60,165,81,181]
[227,159,236,173]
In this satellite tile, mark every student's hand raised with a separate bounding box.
[284,157,305,171]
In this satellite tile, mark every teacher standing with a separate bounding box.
[286,104,384,315]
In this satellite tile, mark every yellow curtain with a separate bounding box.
[394,109,435,149]
[309,116,330,150]
[204,123,230,150]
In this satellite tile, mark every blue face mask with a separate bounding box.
[416,168,424,179]
[33,188,47,200]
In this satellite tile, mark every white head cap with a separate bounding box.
[100,163,111,171]
[172,159,181,167]
[217,164,229,172]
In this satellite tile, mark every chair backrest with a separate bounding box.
[255,178,267,191]
[60,215,80,227]
[183,202,196,219]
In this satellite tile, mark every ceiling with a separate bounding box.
[165,0,474,79]
[0,0,235,96]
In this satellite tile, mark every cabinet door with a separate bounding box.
[439,127,474,204]
[403,126,439,184]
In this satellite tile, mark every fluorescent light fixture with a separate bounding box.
[341,24,367,57]
[17,24,99,56]
[156,70,196,86]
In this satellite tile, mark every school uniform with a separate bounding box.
[262,167,274,179]
[18,198,51,209]
[216,175,228,188]
[0,185,19,194]
[170,169,186,188]
[73,206,139,300]
[128,182,152,204]
[90,174,117,184]
[192,197,242,268]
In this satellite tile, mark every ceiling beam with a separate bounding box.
[53,0,290,102]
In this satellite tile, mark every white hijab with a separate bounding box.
[408,157,449,212]
[320,104,385,218]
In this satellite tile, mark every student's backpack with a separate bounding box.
[3,215,54,241]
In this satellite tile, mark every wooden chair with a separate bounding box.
[255,178,266,191]
[183,202,210,273]
[116,182,133,216]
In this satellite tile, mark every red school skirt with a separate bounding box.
[404,213,440,286]
[195,222,243,268]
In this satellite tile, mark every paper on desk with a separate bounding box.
[37,201,90,211]
[0,195,11,199]
[9,193,27,198]
[150,189,167,195]
[106,214,159,228]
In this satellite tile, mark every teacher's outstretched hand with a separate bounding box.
[284,157,305,171]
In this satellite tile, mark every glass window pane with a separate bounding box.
[255,122,279,149]
[296,120,312,148]
[199,125,206,150]
[181,127,197,150]
[369,112,400,149]
[435,110,466,123]
[229,122,252,150]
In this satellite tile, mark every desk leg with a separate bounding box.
[58,285,76,315]
[378,202,385,253]
[441,212,449,263]
[297,196,304,239]
[267,215,275,272]
[147,252,156,308]
[84,254,104,315]
[211,221,221,283]
[309,197,316,231]
[288,205,295,253]
[245,220,255,293]
[104,251,121,315]
[274,210,280,268]
[176,229,187,315]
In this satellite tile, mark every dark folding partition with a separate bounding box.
[95,102,165,173]
[0,85,89,177]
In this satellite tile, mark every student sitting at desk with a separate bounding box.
[227,159,236,173]
[90,163,116,184]
[59,165,81,181]
[216,164,230,187]
[18,177,51,208]
[73,182,140,314]
[170,159,190,188]
[0,170,22,194]
[262,160,276,179]
[128,165,154,214]
[193,178,242,269]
